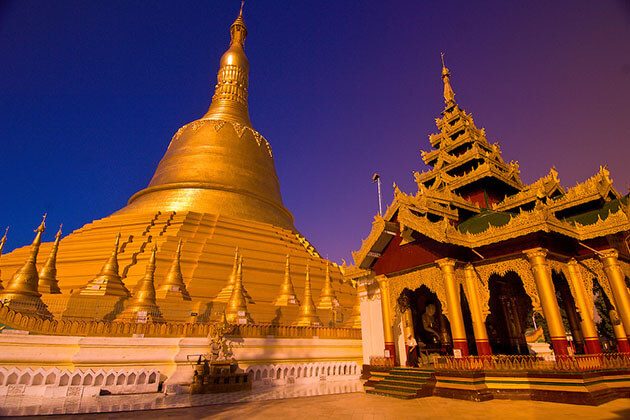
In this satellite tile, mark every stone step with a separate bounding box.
[376,376,429,387]
[388,372,432,381]
[375,383,422,393]
[366,388,417,400]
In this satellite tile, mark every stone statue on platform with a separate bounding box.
[206,313,236,362]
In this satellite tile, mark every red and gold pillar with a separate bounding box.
[377,277,397,364]
[524,248,569,356]
[437,258,469,356]
[464,264,492,356]
[566,259,602,354]
[600,250,630,352]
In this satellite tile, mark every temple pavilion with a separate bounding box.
[349,58,630,365]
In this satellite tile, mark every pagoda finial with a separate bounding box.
[156,239,191,301]
[274,254,300,306]
[317,260,338,310]
[38,224,63,294]
[79,233,129,297]
[0,227,8,290]
[0,227,9,256]
[294,261,322,326]
[225,255,253,324]
[204,2,251,125]
[441,52,456,105]
[116,245,164,323]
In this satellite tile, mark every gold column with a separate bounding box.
[566,260,601,354]
[464,264,491,355]
[376,276,397,364]
[600,250,630,339]
[524,248,568,356]
[437,258,469,356]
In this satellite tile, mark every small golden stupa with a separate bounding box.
[0,5,355,326]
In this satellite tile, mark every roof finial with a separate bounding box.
[440,52,456,105]
[239,0,245,17]
[0,227,9,256]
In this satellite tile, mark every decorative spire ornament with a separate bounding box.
[38,224,63,294]
[203,1,251,125]
[0,227,8,290]
[216,247,253,303]
[345,286,363,328]
[274,254,300,306]
[441,52,456,105]
[116,245,164,323]
[294,262,322,326]
[225,255,253,324]
[0,215,52,319]
[317,260,338,310]
[156,239,191,301]
[80,233,129,297]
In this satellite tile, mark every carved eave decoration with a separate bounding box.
[352,215,399,269]
[493,167,565,211]
[446,161,524,192]
[397,201,630,249]
[549,166,620,213]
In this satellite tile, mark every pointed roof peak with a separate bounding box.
[440,52,456,105]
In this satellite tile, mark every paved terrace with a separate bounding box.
[2,380,629,419]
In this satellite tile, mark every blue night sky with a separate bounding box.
[1,1,629,263]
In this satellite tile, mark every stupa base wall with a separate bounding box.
[0,334,362,394]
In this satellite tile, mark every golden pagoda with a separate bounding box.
[294,263,322,327]
[0,5,356,326]
[0,215,52,319]
[38,225,62,294]
[116,245,164,323]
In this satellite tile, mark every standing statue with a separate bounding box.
[206,313,236,362]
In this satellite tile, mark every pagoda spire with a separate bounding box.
[345,287,363,328]
[317,260,338,310]
[274,254,300,306]
[0,215,52,319]
[116,245,164,323]
[79,233,130,297]
[216,247,253,303]
[441,52,456,105]
[294,262,322,326]
[225,255,254,324]
[38,224,63,294]
[156,239,191,301]
[203,1,252,126]
[0,227,8,290]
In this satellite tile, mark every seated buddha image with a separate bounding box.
[421,303,441,346]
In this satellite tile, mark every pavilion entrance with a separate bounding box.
[401,285,453,357]
[486,271,533,355]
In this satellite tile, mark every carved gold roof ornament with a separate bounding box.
[79,233,130,297]
[294,262,322,326]
[550,165,620,213]
[38,224,63,294]
[115,245,165,323]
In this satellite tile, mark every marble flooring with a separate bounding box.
[7,392,630,420]
[0,380,363,417]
